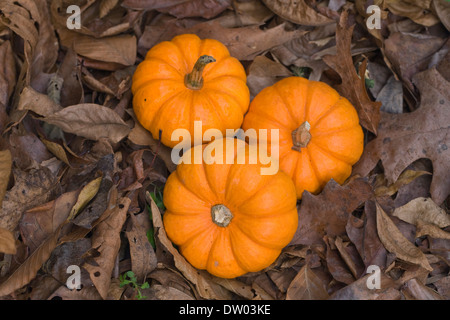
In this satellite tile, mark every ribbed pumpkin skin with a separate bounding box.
[162,138,298,278]
[131,34,250,148]
[242,77,364,199]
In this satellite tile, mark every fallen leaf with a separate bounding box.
[0,224,62,297]
[291,178,372,246]
[392,197,450,228]
[125,213,157,283]
[374,170,431,197]
[387,0,439,27]
[402,278,443,300]
[0,41,16,106]
[0,149,12,208]
[0,168,57,231]
[329,272,399,300]
[353,67,450,205]
[139,19,305,61]
[83,196,131,299]
[157,0,231,19]
[286,264,329,300]
[375,202,433,272]
[16,86,62,117]
[323,11,382,134]
[433,0,450,32]
[0,227,16,255]
[346,200,388,269]
[42,104,131,144]
[262,0,334,26]
[433,276,450,299]
[415,220,450,240]
[246,55,292,99]
[67,176,103,221]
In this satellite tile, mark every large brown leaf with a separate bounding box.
[290,178,372,246]
[323,11,381,134]
[42,104,131,144]
[353,67,450,205]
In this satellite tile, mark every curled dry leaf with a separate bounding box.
[353,67,450,205]
[0,227,16,255]
[375,202,433,272]
[0,41,16,106]
[373,170,431,198]
[323,11,381,134]
[415,220,450,240]
[0,149,12,208]
[262,0,334,26]
[392,197,450,228]
[42,104,130,144]
[286,264,329,300]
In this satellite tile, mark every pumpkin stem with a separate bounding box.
[185,55,216,90]
[292,121,311,152]
[211,204,233,227]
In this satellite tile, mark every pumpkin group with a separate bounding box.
[242,77,364,198]
[131,34,250,148]
[162,138,298,278]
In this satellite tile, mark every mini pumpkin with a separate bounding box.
[131,34,250,148]
[242,77,364,198]
[162,138,298,278]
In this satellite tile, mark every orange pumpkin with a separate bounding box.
[131,34,250,148]
[162,138,298,278]
[242,77,364,198]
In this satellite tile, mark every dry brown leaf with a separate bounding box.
[323,11,382,134]
[121,0,189,10]
[148,192,231,300]
[329,272,400,300]
[286,264,329,300]
[157,0,231,19]
[402,278,444,300]
[0,225,62,297]
[58,31,137,67]
[99,0,119,19]
[20,190,79,253]
[346,200,388,269]
[0,41,16,106]
[125,213,157,283]
[17,87,63,117]
[374,170,431,197]
[0,227,16,255]
[291,178,372,246]
[353,67,450,205]
[433,0,450,31]
[42,104,130,144]
[415,220,450,240]
[83,196,130,299]
[139,19,305,61]
[0,149,12,208]
[262,0,334,26]
[375,202,433,272]
[246,55,292,99]
[386,0,439,27]
[41,139,71,166]
[0,168,57,231]
[392,197,450,228]
[128,115,177,172]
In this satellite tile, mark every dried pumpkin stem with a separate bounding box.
[292,121,311,152]
[185,55,216,90]
[211,204,233,227]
